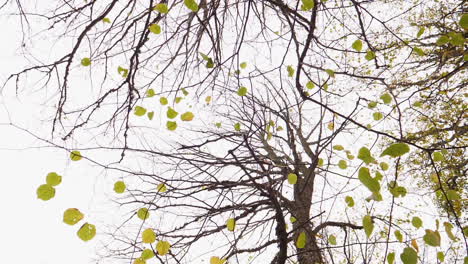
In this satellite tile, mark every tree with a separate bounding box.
[1,0,467,263]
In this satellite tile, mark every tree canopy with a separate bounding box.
[1,0,467,263]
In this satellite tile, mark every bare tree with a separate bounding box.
[1,0,466,263]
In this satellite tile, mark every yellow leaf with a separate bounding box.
[156,240,171,255]
[411,239,419,252]
[133,258,146,264]
[287,173,298,184]
[181,112,194,121]
[142,228,156,243]
[63,208,84,225]
[210,256,227,264]
[296,232,307,248]
[157,183,167,192]
[226,218,236,231]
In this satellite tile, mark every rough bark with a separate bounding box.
[292,167,324,264]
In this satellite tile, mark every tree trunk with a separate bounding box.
[293,169,324,264]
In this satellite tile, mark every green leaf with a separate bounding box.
[436,35,449,46]
[306,81,315,89]
[153,3,169,13]
[215,122,221,128]
[226,218,236,231]
[63,208,84,225]
[387,252,395,264]
[133,258,146,264]
[357,147,374,164]
[433,152,444,162]
[146,89,155,97]
[46,172,62,186]
[394,230,403,242]
[365,50,376,61]
[181,112,194,121]
[359,167,380,193]
[437,251,445,262]
[206,58,214,68]
[141,249,155,260]
[301,0,314,11]
[411,217,423,229]
[352,39,363,51]
[77,223,96,242]
[373,112,383,121]
[333,145,344,151]
[416,27,425,38]
[460,14,468,30]
[199,52,210,61]
[37,184,55,201]
[325,69,335,78]
[287,65,295,77]
[338,160,347,169]
[102,17,111,23]
[184,0,199,12]
[166,107,178,119]
[365,191,383,202]
[156,240,171,255]
[134,106,147,116]
[345,196,354,207]
[240,62,247,69]
[381,143,410,158]
[389,182,407,198]
[149,24,161,34]
[159,97,168,105]
[114,181,126,193]
[318,158,324,167]
[237,86,248,96]
[400,247,418,264]
[147,111,154,120]
[368,101,377,108]
[234,123,241,131]
[444,222,456,241]
[81,58,91,66]
[287,173,298,184]
[413,47,425,56]
[380,93,392,104]
[157,183,167,192]
[166,121,177,131]
[290,216,297,223]
[447,189,460,200]
[70,150,82,161]
[448,32,465,46]
[423,229,441,247]
[142,228,156,243]
[374,171,383,181]
[296,232,307,248]
[379,162,389,171]
[362,215,374,238]
[118,66,128,77]
[328,235,337,245]
[137,208,150,220]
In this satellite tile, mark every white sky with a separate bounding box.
[0,12,105,264]
[0,2,465,264]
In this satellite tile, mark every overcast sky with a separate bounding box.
[0,12,107,264]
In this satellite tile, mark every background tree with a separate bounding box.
[1,0,466,263]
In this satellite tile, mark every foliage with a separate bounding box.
[2,0,467,263]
